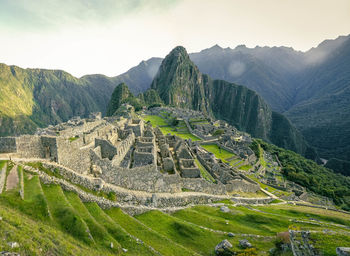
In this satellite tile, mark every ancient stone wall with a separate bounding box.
[41,136,58,161]
[0,137,17,153]
[57,137,91,175]
[225,179,260,193]
[95,138,117,160]
[59,119,104,138]
[111,132,135,166]
[16,135,44,158]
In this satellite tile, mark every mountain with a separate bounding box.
[135,36,350,173]
[0,64,112,136]
[82,57,162,96]
[149,46,314,158]
[189,45,303,112]
[285,36,350,173]
[0,58,162,136]
[106,83,143,115]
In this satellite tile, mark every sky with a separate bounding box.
[0,0,349,77]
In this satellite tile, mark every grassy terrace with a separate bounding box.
[194,158,216,183]
[142,114,201,141]
[0,163,349,255]
[201,144,234,162]
[248,174,292,197]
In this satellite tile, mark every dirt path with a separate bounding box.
[6,165,18,191]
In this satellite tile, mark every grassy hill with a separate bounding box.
[1,160,350,255]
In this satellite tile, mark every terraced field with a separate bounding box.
[142,114,201,141]
[0,160,349,255]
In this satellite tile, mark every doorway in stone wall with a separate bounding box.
[45,146,51,159]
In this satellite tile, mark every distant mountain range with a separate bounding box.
[0,35,349,173]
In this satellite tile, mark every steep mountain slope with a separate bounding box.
[0,64,107,136]
[106,83,143,115]
[189,45,302,112]
[82,57,162,96]
[0,58,162,136]
[150,46,314,157]
[285,36,350,168]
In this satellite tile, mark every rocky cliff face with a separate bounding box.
[151,46,209,113]
[149,46,314,157]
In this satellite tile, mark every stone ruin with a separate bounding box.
[0,109,259,196]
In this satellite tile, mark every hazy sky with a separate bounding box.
[0,0,349,77]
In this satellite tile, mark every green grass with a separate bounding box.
[269,199,283,204]
[26,162,116,201]
[42,184,93,244]
[106,207,195,256]
[311,232,350,255]
[258,143,267,168]
[85,202,156,255]
[142,115,169,126]
[239,164,252,171]
[172,205,292,236]
[201,144,234,162]
[194,158,216,183]
[0,203,111,256]
[254,204,350,227]
[136,210,230,255]
[68,136,79,142]
[0,160,6,170]
[64,191,121,253]
[248,174,291,197]
[159,126,201,141]
[22,172,51,220]
[142,114,201,141]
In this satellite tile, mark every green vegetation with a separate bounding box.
[142,114,201,141]
[64,191,121,253]
[159,126,200,141]
[194,158,216,183]
[42,184,93,244]
[248,174,291,197]
[311,232,350,255]
[0,203,111,256]
[105,207,195,256]
[143,114,169,126]
[239,164,252,171]
[201,144,234,161]
[212,129,225,136]
[1,166,349,255]
[26,162,116,201]
[257,139,350,210]
[85,202,155,255]
[106,83,143,115]
[269,199,283,204]
[68,136,79,142]
[136,210,230,255]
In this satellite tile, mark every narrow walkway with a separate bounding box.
[0,163,7,194]
[6,164,19,191]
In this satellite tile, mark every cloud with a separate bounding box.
[0,0,180,31]
[228,61,246,77]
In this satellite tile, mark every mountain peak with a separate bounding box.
[166,46,190,61]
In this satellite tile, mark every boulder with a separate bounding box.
[228,232,235,237]
[220,206,230,213]
[337,247,350,256]
[0,252,20,256]
[7,242,19,249]
[215,240,233,255]
[239,239,252,249]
